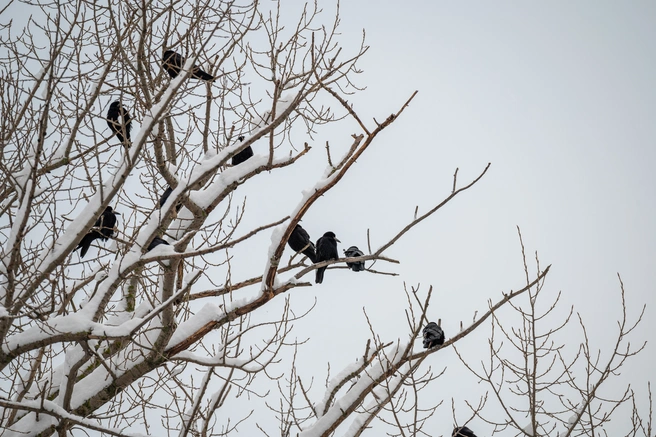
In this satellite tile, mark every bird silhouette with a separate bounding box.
[106,101,132,147]
[76,206,119,258]
[452,426,477,437]
[343,246,365,272]
[287,224,317,263]
[159,186,182,213]
[232,136,253,166]
[162,50,214,81]
[147,237,169,252]
[422,322,445,348]
[315,231,339,284]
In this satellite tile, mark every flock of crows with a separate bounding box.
[287,225,475,436]
[76,49,479,437]
[76,51,256,257]
[287,224,365,284]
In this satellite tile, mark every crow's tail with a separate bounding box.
[194,70,215,82]
[315,266,326,284]
[77,234,95,258]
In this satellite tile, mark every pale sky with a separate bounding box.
[256,1,656,434]
[4,1,655,435]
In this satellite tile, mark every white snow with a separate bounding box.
[301,344,407,437]
[2,398,150,437]
[166,303,225,349]
[314,360,365,416]
[568,403,584,424]
[274,93,295,116]
[259,172,340,290]
[1,180,33,285]
[184,268,204,285]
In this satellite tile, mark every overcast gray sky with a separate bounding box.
[5,1,654,435]
[256,1,656,434]
[181,1,656,434]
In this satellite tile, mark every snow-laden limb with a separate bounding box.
[167,303,226,351]
[3,313,94,354]
[2,299,169,356]
[285,267,554,437]
[0,180,33,284]
[260,169,343,291]
[261,91,419,292]
[314,341,385,418]
[6,272,197,432]
[299,343,407,437]
[13,283,195,406]
[11,70,192,318]
[342,370,407,437]
[0,397,150,437]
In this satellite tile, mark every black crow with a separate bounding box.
[76,206,119,258]
[147,237,169,252]
[106,101,132,147]
[287,224,317,263]
[159,186,182,213]
[422,322,445,348]
[97,206,119,240]
[232,135,253,166]
[452,426,477,437]
[162,50,214,81]
[315,231,339,284]
[343,246,365,272]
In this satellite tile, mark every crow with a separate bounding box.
[159,186,182,213]
[76,206,119,258]
[422,322,445,348]
[232,136,253,166]
[452,426,477,437]
[106,101,132,147]
[315,231,339,284]
[147,237,169,252]
[343,246,365,272]
[162,50,214,81]
[287,224,317,263]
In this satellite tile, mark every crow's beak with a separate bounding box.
[114,212,121,215]
[335,238,341,243]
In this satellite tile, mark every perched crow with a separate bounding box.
[147,237,170,252]
[422,322,445,348]
[343,246,365,272]
[287,224,317,263]
[76,206,119,258]
[315,231,339,284]
[77,232,101,258]
[159,186,182,213]
[162,50,214,81]
[232,136,253,166]
[452,426,477,437]
[106,101,132,147]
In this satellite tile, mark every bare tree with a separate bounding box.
[453,229,649,437]
[0,1,648,437]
